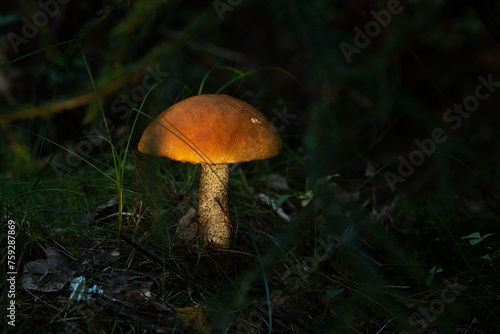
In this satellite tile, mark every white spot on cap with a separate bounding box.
[251,117,260,124]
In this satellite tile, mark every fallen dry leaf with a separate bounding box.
[20,246,75,292]
[177,304,212,334]
[175,207,198,242]
[262,173,289,190]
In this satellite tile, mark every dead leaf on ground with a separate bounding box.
[177,303,212,334]
[175,207,197,242]
[20,246,75,292]
[262,174,289,190]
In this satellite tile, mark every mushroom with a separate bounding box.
[138,94,282,248]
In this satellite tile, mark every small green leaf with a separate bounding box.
[469,238,482,246]
[426,266,443,286]
[462,232,481,240]
[275,194,292,208]
[327,288,344,297]
[462,232,495,245]
[428,265,443,275]
[296,190,313,207]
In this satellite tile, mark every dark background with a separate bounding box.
[2,0,500,197]
[1,0,500,332]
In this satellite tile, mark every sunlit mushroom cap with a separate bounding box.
[138,94,282,164]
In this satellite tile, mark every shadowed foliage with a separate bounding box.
[1,0,500,333]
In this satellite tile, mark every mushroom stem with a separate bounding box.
[198,164,231,248]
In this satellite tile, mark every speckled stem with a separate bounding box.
[198,164,231,248]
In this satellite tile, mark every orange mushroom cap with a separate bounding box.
[138,94,282,164]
